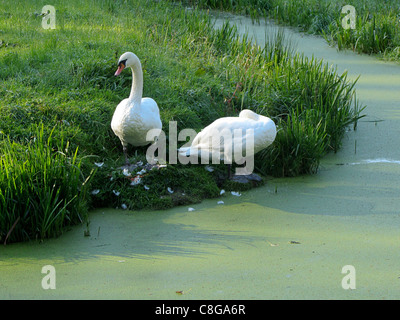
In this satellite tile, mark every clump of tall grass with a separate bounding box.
[0,124,93,244]
[256,110,327,177]
[260,54,364,177]
[266,55,364,152]
[328,10,400,55]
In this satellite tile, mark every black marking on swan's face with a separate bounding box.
[115,59,128,76]
[118,59,127,68]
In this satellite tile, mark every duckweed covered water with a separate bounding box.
[2,14,400,299]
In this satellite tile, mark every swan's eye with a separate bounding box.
[118,59,127,68]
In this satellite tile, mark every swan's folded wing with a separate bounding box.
[179,115,276,160]
[141,97,160,115]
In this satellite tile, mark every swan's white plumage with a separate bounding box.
[111,52,162,162]
[179,109,276,163]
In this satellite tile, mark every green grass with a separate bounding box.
[0,124,93,243]
[0,0,363,243]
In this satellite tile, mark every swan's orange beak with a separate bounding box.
[114,64,125,76]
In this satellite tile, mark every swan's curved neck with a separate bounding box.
[129,62,143,104]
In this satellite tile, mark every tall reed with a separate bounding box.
[0,124,93,243]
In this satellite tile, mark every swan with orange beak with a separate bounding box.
[111,52,162,165]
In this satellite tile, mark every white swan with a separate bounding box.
[112,52,162,164]
[179,109,276,177]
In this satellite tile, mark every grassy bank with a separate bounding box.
[0,0,362,243]
[189,0,400,61]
